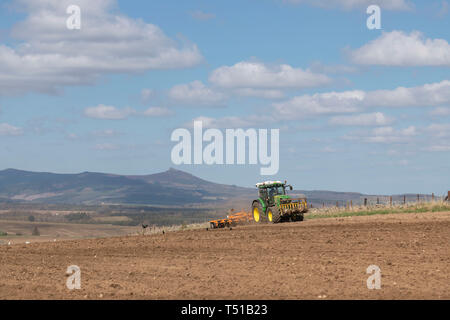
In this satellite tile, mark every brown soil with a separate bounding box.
[0,220,138,244]
[0,211,449,299]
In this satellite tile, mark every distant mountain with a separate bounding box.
[126,168,251,196]
[0,168,253,205]
[0,168,433,206]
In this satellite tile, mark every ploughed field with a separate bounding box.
[0,211,449,299]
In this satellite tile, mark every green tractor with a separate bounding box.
[251,180,308,223]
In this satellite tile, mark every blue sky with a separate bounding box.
[0,0,449,194]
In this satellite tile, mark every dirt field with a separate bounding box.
[0,220,139,244]
[0,211,449,299]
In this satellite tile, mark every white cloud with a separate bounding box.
[189,115,272,129]
[283,0,412,11]
[84,105,135,120]
[84,104,173,119]
[345,122,450,146]
[321,146,337,153]
[426,145,450,152]
[0,123,24,136]
[190,10,216,21]
[426,123,450,137]
[142,107,174,117]
[273,90,365,119]
[273,80,450,120]
[365,80,450,107]
[329,112,393,126]
[344,126,417,144]
[430,107,450,116]
[169,81,227,106]
[350,31,450,66]
[91,129,121,138]
[343,122,450,146]
[141,89,154,103]
[68,129,123,140]
[209,61,331,90]
[438,1,449,17]
[233,88,285,99]
[179,61,331,102]
[190,116,254,129]
[0,0,203,96]
[365,126,417,143]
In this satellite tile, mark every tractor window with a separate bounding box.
[259,188,268,199]
[267,186,285,197]
[276,187,284,195]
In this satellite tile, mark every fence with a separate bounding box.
[314,192,449,209]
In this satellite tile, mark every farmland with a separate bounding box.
[1,210,449,299]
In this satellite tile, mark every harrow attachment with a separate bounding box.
[209,210,252,229]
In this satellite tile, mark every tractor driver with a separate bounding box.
[268,187,275,198]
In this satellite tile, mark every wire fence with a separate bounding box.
[311,192,449,209]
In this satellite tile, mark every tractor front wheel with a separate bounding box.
[252,201,264,223]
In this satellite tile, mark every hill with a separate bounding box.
[0,168,253,205]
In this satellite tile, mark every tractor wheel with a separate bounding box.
[252,201,264,223]
[267,206,281,223]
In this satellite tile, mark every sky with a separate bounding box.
[0,0,449,194]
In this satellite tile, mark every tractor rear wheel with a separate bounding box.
[252,201,264,223]
[267,206,281,223]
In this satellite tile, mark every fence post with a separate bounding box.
[377,197,379,205]
[432,193,435,202]
[403,195,406,205]
[389,196,392,206]
[350,200,353,209]
[417,194,420,203]
[364,198,367,206]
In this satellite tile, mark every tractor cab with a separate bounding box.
[256,181,291,206]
